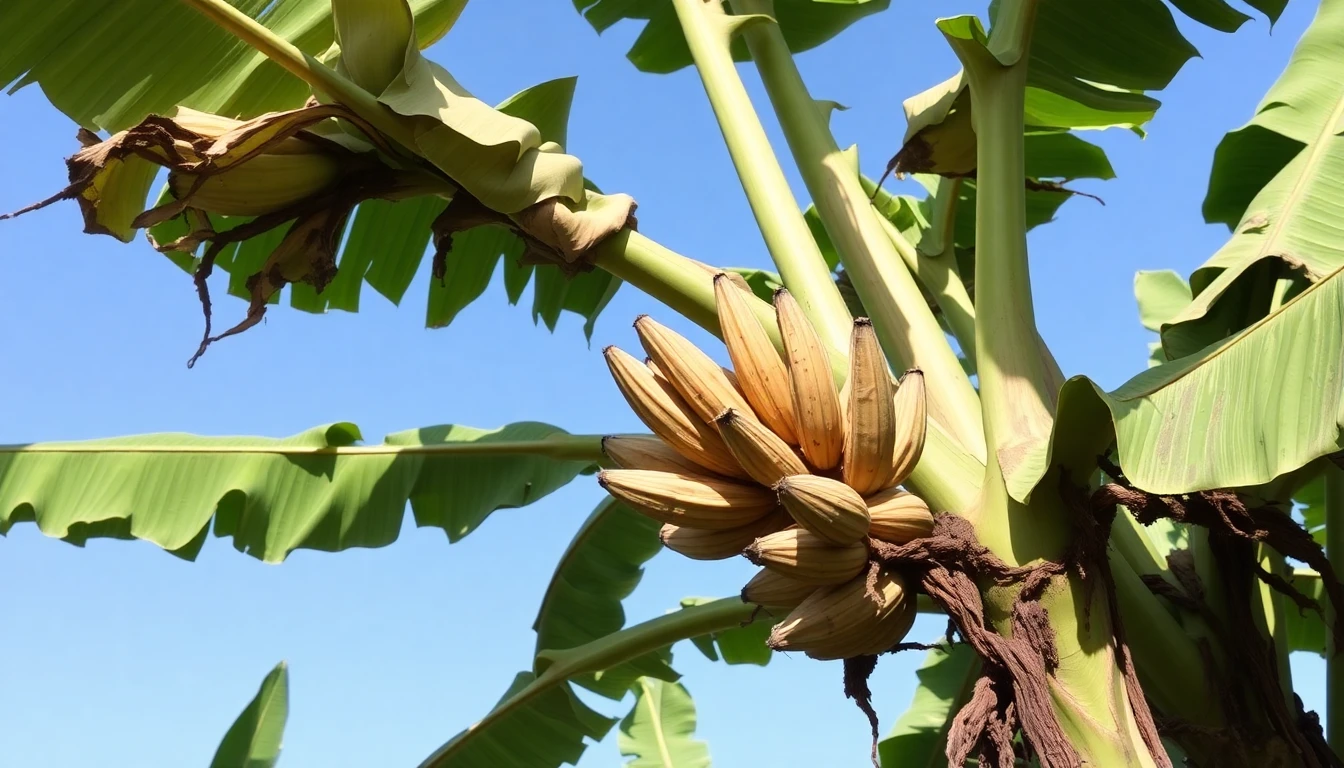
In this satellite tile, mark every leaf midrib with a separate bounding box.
[0,438,603,457]
[639,679,676,768]
[1248,61,1344,264]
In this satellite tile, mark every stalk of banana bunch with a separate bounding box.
[598,273,935,660]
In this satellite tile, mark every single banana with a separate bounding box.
[741,568,819,609]
[743,527,868,585]
[715,408,809,487]
[774,289,844,470]
[661,510,792,560]
[604,346,746,479]
[647,357,743,401]
[635,315,754,424]
[866,487,935,544]
[842,319,897,495]
[767,569,916,660]
[602,435,713,476]
[887,369,927,487]
[169,152,342,217]
[714,274,799,444]
[775,473,871,546]
[598,469,776,529]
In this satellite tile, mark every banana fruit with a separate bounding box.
[597,280,934,660]
[775,474,871,546]
[743,528,868,586]
[604,346,746,479]
[602,434,710,476]
[741,568,818,609]
[775,289,844,471]
[767,569,916,660]
[866,487,935,543]
[842,319,896,495]
[716,408,809,487]
[598,469,775,529]
[661,510,792,560]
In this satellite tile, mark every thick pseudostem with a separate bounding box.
[869,504,1170,768]
[1095,464,1344,768]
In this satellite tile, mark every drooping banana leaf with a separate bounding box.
[680,596,776,666]
[0,422,601,562]
[533,497,676,700]
[618,679,712,768]
[5,1,623,341]
[419,598,755,768]
[1007,263,1344,501]
[572,0,890,75]
[0,0,464,132]
[1162,0,1344,359]
[209,662,289,768]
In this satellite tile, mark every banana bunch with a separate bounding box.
[598,275,935,660]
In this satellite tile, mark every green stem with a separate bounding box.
[728,0,986,464]
[866,178,978,370]
[417,598,754,768]
[1328,466,1344,751]
[177,0,419,152]
[947,30,1053,487]
[590,229,982,514]
[669,0,851,353]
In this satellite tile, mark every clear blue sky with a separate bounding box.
[0,1,1326,766]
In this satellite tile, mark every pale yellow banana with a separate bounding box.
[647,357,742,401]
[774,289,844,470]
[169,153,342,217]
[866,487,934,544]
[842,319,897,495]
[767,569,916,660]
[598,469,775,530]
[887,369,927,487]
[744,527,868,585]
[602,435,711,476]
[775,474,871,546]
[741,568,819,609]
[715,408,809,487]
[635,315,754,424]
[714,274,799,444]
[604,346,746,479]
[660,510,791,560]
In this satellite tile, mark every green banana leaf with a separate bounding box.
[533,498,676,700]
[1163,0,1344,359]
[0,0,463,132]
[421,669,618,768]
[147,77,623,340]
[896,0,1280,183]
[619,680,712,768]
[681,596,776,666]
[7,1,622,342]
[878,644,980,768]
[209,662,289,768]
[0,421,601,562]
[572,0,889,75]
[424,495,758,768]
[420,598,755,768]
[1007,263,1344,501]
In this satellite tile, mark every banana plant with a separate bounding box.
[3,0,1344,766]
